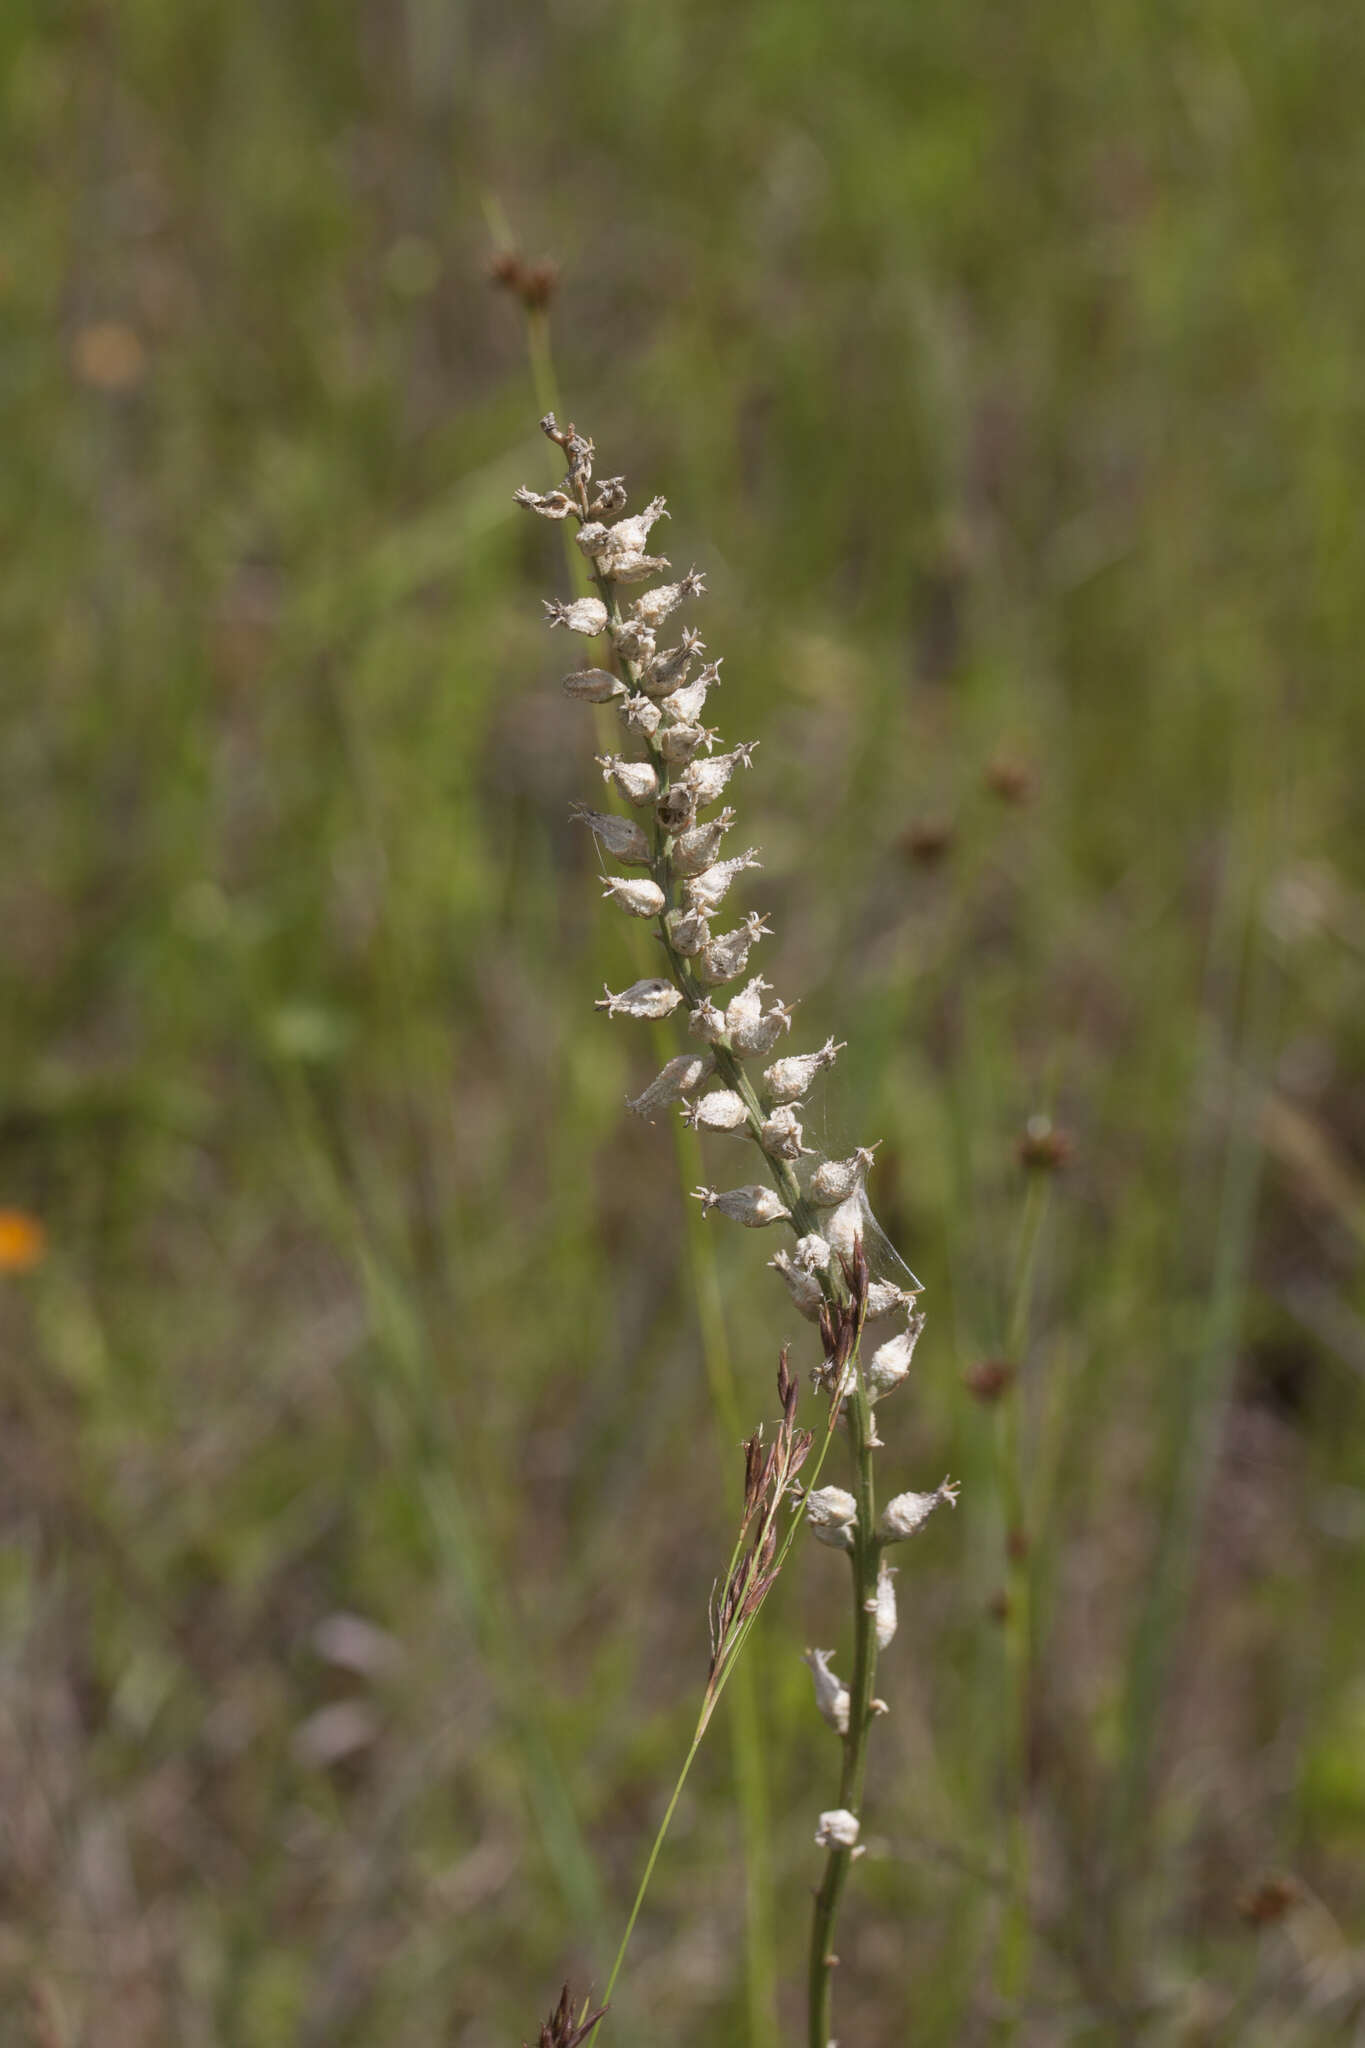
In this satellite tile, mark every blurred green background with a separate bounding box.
[4,2,1365,2042]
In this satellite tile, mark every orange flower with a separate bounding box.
[0,1209,47,1272]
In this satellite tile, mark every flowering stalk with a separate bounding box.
[517,415,959,2045]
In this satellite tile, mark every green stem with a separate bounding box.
[808,1367,881,2048]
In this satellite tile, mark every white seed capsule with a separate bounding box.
[697,916,771,988]
[572,805,653,866]
[681,850,761,913]
[602,876,666,918]
[661,659,721,726]
[664,906,710,956]
[802,1649,850,1735]
[544,596,608,637]
[763,1037,846,1106]
[655,783,697,833]
[595,979,683,1020]
[815,1809,861,1850]
[722,974,770,1040]
[687,998,727,1044]
[603,497,668,556]
[879,1477,960,1543]
[871,1560,898,1649]
[514,486,575,519]
[681,1089,749,1133]
[809,1144,880,1207]
[656,722,716,765]
[760,1106,805,1161]
[621,693,663,737]
[626,1052,713,1120]
[691,1184,791,1227]
[821,1190,863,1267]
[632,570,705,629]
[731,997,795,1057]
[644,628,704,696]
[866,1312,926,1401]
[597,753,659,805]
[805,1486,858,1549]
[769,1249,825,1321]
[611,618,656,666]
[565,668,627,703]
[867,1279,919,1319]
[602,548,671,584]
[795,1234,831,1271]
[671,808,735,877]
[684,741,757,809]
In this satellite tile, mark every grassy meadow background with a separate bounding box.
[4,2,1365,2042]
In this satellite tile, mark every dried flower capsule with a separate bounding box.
[809,1145,880,1206]
[687,998,727,1044]
[621,693,663,737]
[572,805,652,866]
[632,570,705,629]
[723,975,771,1041]
[866,1313,925,1402]
[879,1477,960,1543]
[655,783,697,833]
[597,753,659,805]
[599,497,669,557]
[763,1037,846,1105]
[692,1184,791,1227]
[730,996,795,1057]
[656,722,717,765]
[681,1089,750,1133]
[696,914,771,988]
[544,596,608,637]
[513,485,575,519]
[769,1248,826,1321]
[564,668,627,704]
[601,549,671,584]
[866,1279,919,1319]
[802,1649,850,1735]
[602,876,666,918]
[684,741,758,809]
[626,1052,713,1120]
[661,660,722,726]
[805,1486,857,1549]
[796,1233,831,1271]
[681,850,761,913]
[760,1106,805,1161]
[664,905,710,956]
[815,1809,861,1850]
[612,618,657,666]
[645,628,704,696]
[670,808,736,877]
[870,1560,898,1649]
[595,979,683,1021]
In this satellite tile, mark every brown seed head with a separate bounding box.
[1017,1115,1072,1171]
[488,249,526,293]
[985,756,1034,803]
[520,261,559,311]
[527,1983,608,2047]
[1238,1875,1299,1927]
[900,816,954,865]
[964,1358,1015,1404]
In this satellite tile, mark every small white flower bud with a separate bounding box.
[681,850,761,913]
[632,570,705,629]
[809,1145,880,1206]
[815,1809,861,1850]
[621,693,663,737]
[572,805,652,866]
[879,1477,961,1543]
[595,979,683,1021]
[681,1089,750,1133]
[802,1649,850,1735]
[871,1560,898,1649]
[664,905,710,956]
[684,741,758,809]
[513,486,575,519]
[769,1249,825,1321]
[805,1486,857,1549]
[692,1184,791,1227]
[866,1312,926,1401]
[760,1106,805,1161]
[544,596,608,637]
[612,619,657,666]
[687,998,727,1044]
[730,997,795,1056]
[661,659,722,726]
[670,808,735,879]
[866,1279,919,1319]
[565,668,627,704]
[763,1038,846,1106]
[626,1052,713,1119]
[596,753,659,805]
[655,783,697,833]
[602,876,666,918]
[656,721,717,765]
[698,917,772,991]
